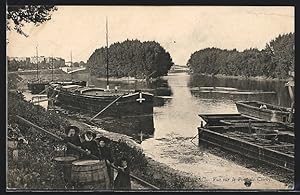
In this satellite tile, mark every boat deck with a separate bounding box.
[56,84,150,97]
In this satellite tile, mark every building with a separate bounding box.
[8,56,66,68]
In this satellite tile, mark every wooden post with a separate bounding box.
[199,122,204,148]
[248,119,252,134]
[140,131,143,143]
[13,149,19,161]
[285,80,294,123]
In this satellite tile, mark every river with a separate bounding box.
[23,71,292,189]
[142,72,291,189]
[88,71,291,189]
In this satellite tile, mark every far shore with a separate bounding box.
[193,73,291,82]
[95,76,159,82]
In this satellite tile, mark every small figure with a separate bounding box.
[244,178,252,187]
[95,136,114,188]
[114,157,131,190]
[63,125,81,158]
[81,130,99,159]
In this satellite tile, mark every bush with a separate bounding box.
[7,91,70,190]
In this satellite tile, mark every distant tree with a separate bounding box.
[265,33,294,79]
[73,62,80,67]
[86,39,174,78]
[79,61,86,67]
[7,5,57,37]
[7,60,20,71]
[187,32,294,79]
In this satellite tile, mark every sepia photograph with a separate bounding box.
[6,5,295,191]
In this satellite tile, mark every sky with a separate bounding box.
[7,6,294,65]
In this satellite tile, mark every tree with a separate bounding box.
[7,5,57,37]
[86,39,174,78]
[187,32,294,79]
[72,62,80,67]
[265,33,294,79]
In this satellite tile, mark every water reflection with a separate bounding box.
[189,74,292,107]
[57,72,292,142]
[91,77,173,107]
[141,72,292,189]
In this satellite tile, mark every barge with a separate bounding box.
[47,83,154,117]
[198,113,294,172]
[47,82,155,139]
[27,80,49,94]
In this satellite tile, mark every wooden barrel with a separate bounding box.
[54,156,78,183]
[71,160,109,189]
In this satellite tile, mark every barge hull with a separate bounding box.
[198,127,294,172]
[54,91,153,117]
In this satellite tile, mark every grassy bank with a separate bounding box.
[7,91,71,190]
[8,91,211,190]
[67,119,213,190]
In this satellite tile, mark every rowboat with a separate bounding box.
[235,101,293,123]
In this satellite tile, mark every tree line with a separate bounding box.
[86,39,174,79]
[7,59,87,72]
[7,59,64,72]
[187,33,294,79]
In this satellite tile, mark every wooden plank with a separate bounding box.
[264,144,294,148]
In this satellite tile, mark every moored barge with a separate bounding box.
[27,80,49,94]
[198,113,294,172]
[47,83,154,117]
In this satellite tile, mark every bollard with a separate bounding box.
[12,149,19,161]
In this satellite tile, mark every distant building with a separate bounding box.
[44,57,66,67]
[65,61,72,67]
[8,57,28,62]
[30,56,46,64]
[8,56,65,68]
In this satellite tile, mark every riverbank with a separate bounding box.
[8,70,71,91]
[193,73,291,82]
[8,79,292,190]
[65,113,292,190]
[67,118,215,190]
[7,91,212,190]
[95,76,159,83]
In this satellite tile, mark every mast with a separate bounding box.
[106,17,109,90]
[51,56,54,81]
[36,45,39,81]
[70,51,73,67]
